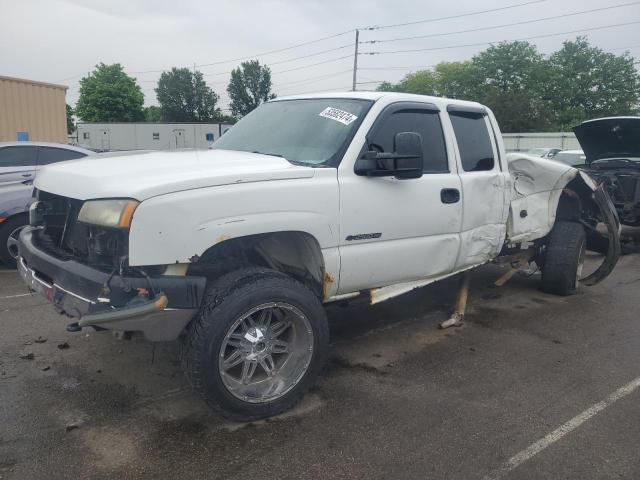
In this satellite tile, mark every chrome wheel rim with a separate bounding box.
[6,226,24,260]
[218,302,314,403]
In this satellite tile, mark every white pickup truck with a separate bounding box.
[17,92,620,420]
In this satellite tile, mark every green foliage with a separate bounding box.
[155,67,223,122]
[66,104,74,134]
[227,60,276,117]
[547,37,640,130]
[376,38,640,132]
[75,63,144,122]
[143,105,162,123]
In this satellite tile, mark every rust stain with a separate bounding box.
[216,234,232,243]
[323,271,335,300]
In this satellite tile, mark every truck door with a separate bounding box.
[0,146,37,188]
[337,102,463,294]
[446,105,509,270]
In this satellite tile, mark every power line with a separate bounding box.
[362,0,546,31]
[278,85,353,97]
[361,2,640,45]
[274,69,353,87]
[362,20,640,55]
[53,0,544,82]
[129,29,354,74]
[271,54,353,75]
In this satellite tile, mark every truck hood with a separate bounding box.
[34,149,316,200]
[573,117,640,163]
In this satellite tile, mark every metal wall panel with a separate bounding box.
[0,76,67,143]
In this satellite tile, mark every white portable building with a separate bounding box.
[76,122,233,151]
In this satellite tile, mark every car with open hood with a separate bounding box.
[574,117,640,226]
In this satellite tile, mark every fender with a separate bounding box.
[128,169,341,290]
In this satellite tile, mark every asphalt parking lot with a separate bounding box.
[1,238,639,479]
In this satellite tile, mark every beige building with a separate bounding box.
[0,75,68,143]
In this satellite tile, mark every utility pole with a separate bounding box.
[193,62,198,121]
[352,29,359,91]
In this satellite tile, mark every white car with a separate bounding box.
[17,92,620,420]
[527,147,562,158]
[0,142,94,266]
[553,149,586,167]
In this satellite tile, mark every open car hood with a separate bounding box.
[573,117,640,163]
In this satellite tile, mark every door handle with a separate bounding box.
[440,188,460,204]
[22,173,32,177]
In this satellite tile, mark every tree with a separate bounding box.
[66,104,75,134]
[472,41,553,132]
[375,62,480,99]
[227,60,276,117]
[155,67,222,122]
[75,63,144,122]
[143,105,162,122]
[473,41,547,92]
[547,37,640,129]
[433,61,483,100]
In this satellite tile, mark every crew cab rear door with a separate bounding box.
[446,105,509,269]
[337,102,463,294]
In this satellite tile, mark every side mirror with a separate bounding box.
[354,131,423,179]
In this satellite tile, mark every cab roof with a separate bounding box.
[274,91,486,111]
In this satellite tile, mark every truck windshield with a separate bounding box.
[211,98,372,166]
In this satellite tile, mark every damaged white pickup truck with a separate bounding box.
[17,92,620,420]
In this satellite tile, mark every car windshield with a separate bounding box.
[211,98,372,166]
[554,152,586,166]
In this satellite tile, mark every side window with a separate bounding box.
[367,110,448,173]
[0,146,38,167]
[38,147,87,165]
[449,112,495,172]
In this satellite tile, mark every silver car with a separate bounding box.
[0,142,94,267]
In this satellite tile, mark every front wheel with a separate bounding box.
[0,215,28,268]
[541,221,586,296]
[182,267,329,421]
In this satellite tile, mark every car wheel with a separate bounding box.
[182,267,329,421]
[541,221,586,296]
[0,215,28,268]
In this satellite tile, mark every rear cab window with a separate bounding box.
[447,105,496,172]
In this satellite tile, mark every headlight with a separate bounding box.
[77,199,139,228]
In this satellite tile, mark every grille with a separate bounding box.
[35,191,128,271]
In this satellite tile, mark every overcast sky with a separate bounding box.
[1,0,638,111]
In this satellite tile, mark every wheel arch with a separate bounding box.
[188,231,331,300]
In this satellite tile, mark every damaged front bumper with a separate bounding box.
[17,227,206,341]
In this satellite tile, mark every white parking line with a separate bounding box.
[0,293,31,300]
[484,376,640,480]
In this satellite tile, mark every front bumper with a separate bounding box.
[18,227,206,341]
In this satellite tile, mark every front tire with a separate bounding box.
[182,267,329,421]
[541,221,586,296]
[0,215,28,268]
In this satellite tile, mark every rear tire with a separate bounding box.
[182,267,329,421]
[0,215,28,268]
[541,221,586,296]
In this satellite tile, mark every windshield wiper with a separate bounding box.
[252,150,284,158]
